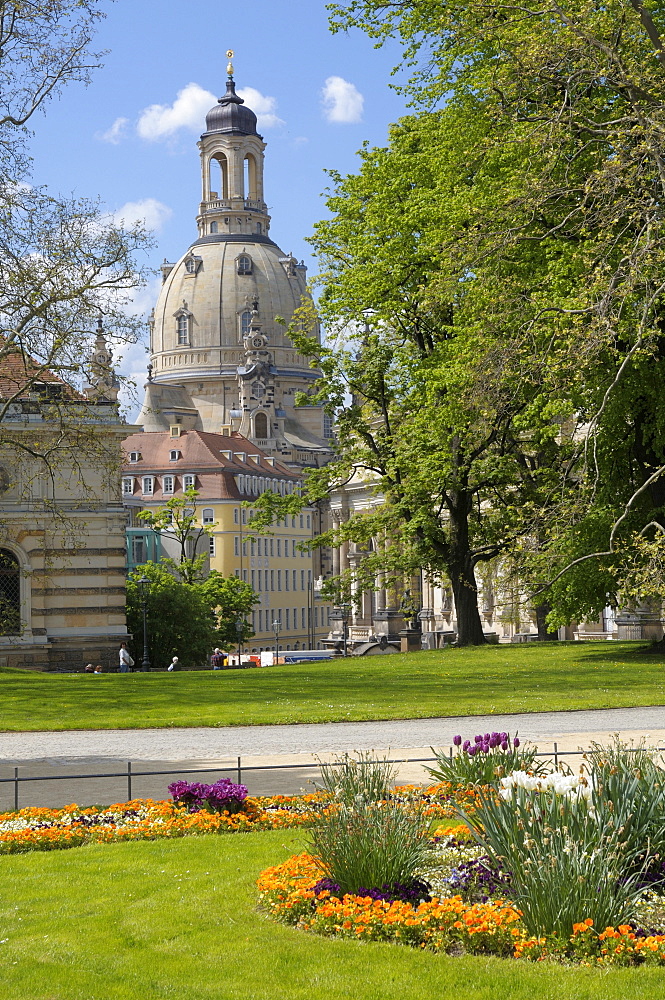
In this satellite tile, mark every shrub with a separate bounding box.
[308,795,430,897]
[316,752,396,805]
[462,770,648,938]
[426,731,546,787]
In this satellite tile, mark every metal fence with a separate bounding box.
[1,743,659,811]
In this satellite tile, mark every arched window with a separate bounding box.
[202,508,215,524]
[210,221,218,234]
[236,255,252,275]
[240,310,252,337]
[255,412,268,438]
[0,550,21,635]
[177,314,189,345]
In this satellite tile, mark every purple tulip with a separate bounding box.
[481,743,490,753]
[475,734,483,743]
[489,735,499,749]
[467,745,478,756]
[513,737,520,748]
[484,733,491,742]
[463,740,471,751]
[453,734,462,747]
[501,740,509,751]
[501,733,508,742]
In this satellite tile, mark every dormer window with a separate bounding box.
[183,474,196,490]
[236,254,252,275]
[169,450,180,461]
[122,477,134,495]
[129,452,141,463]
[184,254,202,275]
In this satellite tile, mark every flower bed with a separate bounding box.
[0,784,467,856]
[257,849,665,965]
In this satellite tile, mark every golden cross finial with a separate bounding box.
[226,49,234,78]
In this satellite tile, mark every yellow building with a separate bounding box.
[122,428,331,653]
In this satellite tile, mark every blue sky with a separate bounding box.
[26,1,410,407]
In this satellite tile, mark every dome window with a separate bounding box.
[255,412,268,438]
[174,301,192,346]
[240,310,252,337]
[210,222,218,234]
[236,254,252,275]
[184,254,202,276]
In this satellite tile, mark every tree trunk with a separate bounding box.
[535,602,559,641]
[450,558,487,645]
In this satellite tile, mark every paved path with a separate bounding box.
[0,704,663,760]
[0,705,663,808]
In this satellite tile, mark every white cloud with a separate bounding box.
[236,86,284,129]
[97,117,129,144]
[111,198,172,233]
[321,76,364,124]
[136,83,216,141]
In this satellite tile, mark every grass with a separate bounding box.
[0,830,664,999]
[1,641,664,732]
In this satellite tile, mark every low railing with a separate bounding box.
[1,743,660,811]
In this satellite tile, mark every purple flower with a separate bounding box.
[453,734,462,747]
[463,740,471,751]
[513,737,520,748]
[484,733,491,742]
[501,733,508,742]
[489,735,499,749]
[474,734,483,743]
[467,745,478,756]
[501,740,509,751]
[481,743,490,753]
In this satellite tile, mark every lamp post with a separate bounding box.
[235,616,244,667]
[138,575,150,672]
[272,618,281,664]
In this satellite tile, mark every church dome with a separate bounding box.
[205,78,258,136]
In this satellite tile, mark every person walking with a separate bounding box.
[119,642,133,673]
[211,647,227,670]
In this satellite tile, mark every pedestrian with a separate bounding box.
[119,642,134,673]
[211,647,227,670]
[94,664,103,674]
[167,656,179,671]
[84,663,94,673]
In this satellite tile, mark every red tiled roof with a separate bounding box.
[120,429,301,502]
[0,338,83,400]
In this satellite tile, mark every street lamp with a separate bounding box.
[272,618,281,664]
[138,575,150,672]
[235,616,244,667]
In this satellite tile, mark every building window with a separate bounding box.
[255,412,268,438]
[277,570,282,591]
[277,539,281,557]
[286,608,290,629]
[209,536,216,556]
[210,221,218,234]
[122,477,134,495]
[284,539,289,558]
[270,539,274,556]
[299,514,304,528]
[162,475,174,494]
[0,550,21,635]
[234,508,239,523]
[270,570,274,591]
[234,536,239,556]
[202,508,214,524]
[177,314,189,345]
[251,570,255,589]
[129,451,141,463]
[293,570,297,590]
[240,310,252,337]
[236,254,252,275]
[306,514,311,529]
[169,450,180,461]
[301,570,305,590]
[142,476,154,495]
[301,608,306,629]
[183,474,196,490]
[285,571,289,591]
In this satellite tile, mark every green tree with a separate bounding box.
[136,488,215,584]
[125,563,256,669]
[326,1,665,625]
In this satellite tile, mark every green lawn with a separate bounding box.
[2,641,664,732]
[0,830,662,999]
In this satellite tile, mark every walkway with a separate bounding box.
[0,705,662,809]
